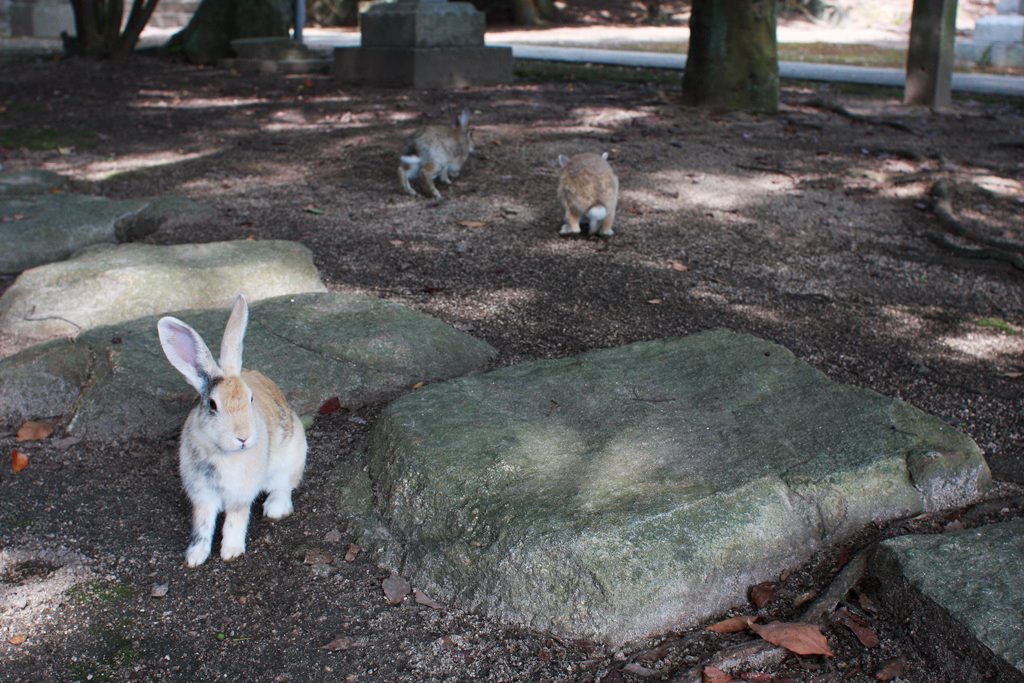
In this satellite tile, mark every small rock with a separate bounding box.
[150,583,169,598]
[303,548,334,566]
[344,543,361,563]
[382,574,411,605]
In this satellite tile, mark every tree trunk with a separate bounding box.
[682,0,779,113]
[166,0,293,64]
[63,0,160,59]
[512,0,554,25]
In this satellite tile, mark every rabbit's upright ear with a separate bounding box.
[158,317,220,393]
[458,109,470,129]
[219,295,249,375]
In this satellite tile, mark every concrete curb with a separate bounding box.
[495,43,1024,97]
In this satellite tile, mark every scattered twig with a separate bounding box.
[735,163,795,178]
[23,306,83,331]
[630,387,676,403]
[798,549,870,626]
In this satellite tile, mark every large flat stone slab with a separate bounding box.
[868,520,1024,681]
[0,292,496,440]
[0,240,325,346]
[363,331,990,645]
[0,169,68,196]
[0,193,212,274]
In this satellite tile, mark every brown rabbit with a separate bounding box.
[398,109,474,199]
[557,152,619,238]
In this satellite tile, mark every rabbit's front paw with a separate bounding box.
[559,224,581,236]
[185,542,211,567]
[263,492,294,520]
[220,541,245,562]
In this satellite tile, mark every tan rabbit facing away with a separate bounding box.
[557,152,619,238]
[398,109,474,199]
[158,295,307,567]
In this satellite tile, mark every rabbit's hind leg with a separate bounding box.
[419,162,443,199]
[559,209,583,236]
[398,158,419,196]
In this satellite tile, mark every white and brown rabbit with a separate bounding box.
[157,295,307,567]
[557,152,619,238]
[398,109,474,199]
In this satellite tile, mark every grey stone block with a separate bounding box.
[221,57,331,75]
[359,332,990,645]
[360,0,484,48]
[868,520,1024,681]
[997,0,1024,15]
[975,14,1024,44]
[334,45,512,88]
[230,37,317,60]
[9,0,72,38]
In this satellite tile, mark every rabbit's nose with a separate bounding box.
[236,436,250,449]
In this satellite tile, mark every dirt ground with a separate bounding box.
[2,10,1024,682]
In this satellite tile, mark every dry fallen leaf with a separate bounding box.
[857,590,878,616]
[622,662,657,677]
[53,435,81,450]
[413,588,443,609]
[318,397,344,415]
[344,543,361,563]
[835,607,879,648]
[11,449,29,473]
[304,548,334,566]
[706,615,754,634]
[320,636,357,651]
[16,421,54,443]
[382,574,411,605]
[411,381,426,390]
[874,658,906,681]
[670,260,689,272]
[749,581,775,609]
[647,298,663,305]
[634,644,668,662]
[7,634,27,646]
[389,239,404,247]
[458,220,485,229]
[748,621,833,657]
[702,666,734,683]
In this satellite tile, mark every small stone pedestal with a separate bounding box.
[334,0,512,88]
[957,0,1024,68]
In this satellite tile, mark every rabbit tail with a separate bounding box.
[400,154,421,180]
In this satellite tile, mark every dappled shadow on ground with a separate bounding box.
[1,55,1022,682]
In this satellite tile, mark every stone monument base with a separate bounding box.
[333,45,513,89]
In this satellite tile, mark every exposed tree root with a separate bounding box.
[801,97,920,136]
[926,180,1024,272]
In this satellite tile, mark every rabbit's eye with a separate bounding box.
[250,395,254,403]
[209,398,218,412]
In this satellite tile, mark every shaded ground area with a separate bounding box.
[1,45,1023,682]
